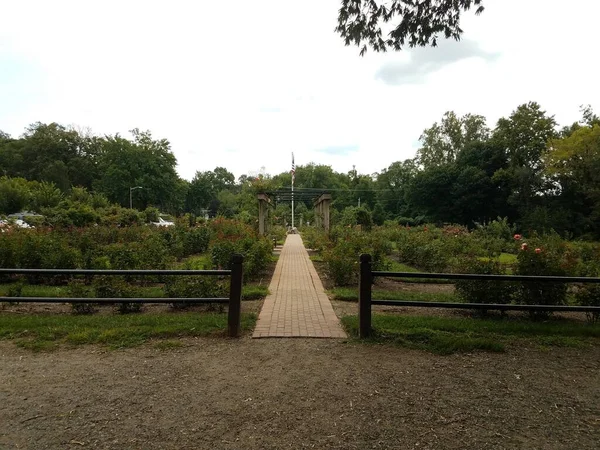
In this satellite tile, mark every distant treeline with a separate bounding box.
[1,101,599,237]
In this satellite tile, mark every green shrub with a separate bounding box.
[514,237,568,319]
[183,226,211,255]
[93,276,141,314]
[164,275,228,309]
[67,279,96,314]
[575,284,600,324]
[211,241,236,270]
[323,227,390,286]
[6,281,25,304]
[104,243,141,270]
[455,259,514,310]
[143,207,160,223]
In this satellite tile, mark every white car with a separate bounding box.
[151,217,175,227]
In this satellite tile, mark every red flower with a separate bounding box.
[535,248,542,254]
[521,243,528,251]
[514,234,522,240]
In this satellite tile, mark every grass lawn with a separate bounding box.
[0,312,257,351]
[478,252,518,266]
[329,287,456,303]
[342,314,600,355]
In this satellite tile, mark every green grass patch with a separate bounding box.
[309,254,324,262]
[0,313,257,351]
[329,287,456,303]
[478,252,518,265]
[176,253,213,270]
[342,314,600,355]
[242,285,269,300]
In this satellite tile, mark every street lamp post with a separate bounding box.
[129,186,143,209]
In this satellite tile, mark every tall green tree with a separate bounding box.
[376,159,418,218]
[416,112,489,168]
[492,102,557,219]
[94,130,183,212]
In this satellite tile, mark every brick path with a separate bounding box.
[253,234,347,338]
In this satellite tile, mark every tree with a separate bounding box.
[492,102,557,224]
[0,177,31,214]
[545,125,600,235]
[336,0,485,55]
[186,167,236,216]
[560,105,600,138]
[94,130,183,212]
[407,165,458,223]
[376,159,418,217]
[416,111,489,168]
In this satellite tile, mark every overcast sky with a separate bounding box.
[1,0,599,180]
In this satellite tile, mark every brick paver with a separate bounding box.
[253,234,347,338]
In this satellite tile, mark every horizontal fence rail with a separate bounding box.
[372,271,600,283]
[0,254,245,338]
[0,268,231,276]
[359,254,600,338]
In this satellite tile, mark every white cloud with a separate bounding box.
[0,0,599,180]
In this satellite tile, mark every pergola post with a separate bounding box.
[257,194,270,236]
[313,194,332,232]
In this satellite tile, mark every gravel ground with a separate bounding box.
[1,337,599,450]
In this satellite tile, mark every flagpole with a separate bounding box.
[291,152,295,229]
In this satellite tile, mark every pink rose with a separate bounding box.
[521,243,528,251]
[514,234,522,240]
[535,248,542,254]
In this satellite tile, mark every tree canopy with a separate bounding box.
[336,0,485,55]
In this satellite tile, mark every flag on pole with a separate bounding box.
[291,152,295,182]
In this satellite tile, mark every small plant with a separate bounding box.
[575,284,600,324]
[5,281,25,305]
[514,238,568,319]
[67,279,96,315]
[164,276,228,310]
[93,276,142,314]
[455,259,514,313]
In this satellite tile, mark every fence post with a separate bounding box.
[228,254,244,338]
[359,253,372,338]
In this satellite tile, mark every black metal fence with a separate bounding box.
[358,254,600,338]
[0,254,244,338]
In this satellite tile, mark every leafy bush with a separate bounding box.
[575,284,600,324]
[164,275,227,309]
[93,276,141,314]
[211,241,236,270]
[67,279,96,315]
[514,237,568,319]
[455,259,514,310]
[396,229,451,272]
[143,207,160,223]
[184,226,211,255]
[323,227,390,286]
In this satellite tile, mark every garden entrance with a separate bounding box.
[257,190,331,235]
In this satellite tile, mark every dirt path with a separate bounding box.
[1,339,598,450]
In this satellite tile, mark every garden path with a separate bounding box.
[252,234,346,338]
